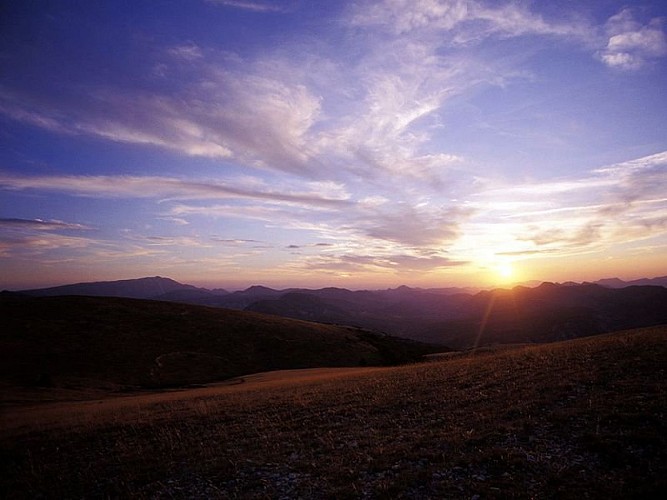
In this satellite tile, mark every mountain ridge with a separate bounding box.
[18,276,213,299]
[11,275,667,349]
[13,274,667,298]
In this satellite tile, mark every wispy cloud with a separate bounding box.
[169,197,473,249]
[0,234,95,258]
[0,173,350,208]
[301,252,466,275]
[0,218,98,258]
[205,0,286,13]
[0,215,185,272]
[465,151,667,258]
[8,148,664,268]
[210,237,262,245]
[349,0,588,40]
[167,42,204,61]
[0,0,596,187]
[0,218,91,231]
[0,64,322,175]
[132,235,214,248]
[0,172,473,251]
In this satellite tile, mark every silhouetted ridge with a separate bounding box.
[21,276,198,299]
[247,283,667,348]
[15,276,667,349]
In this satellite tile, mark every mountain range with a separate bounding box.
[247,282,667,347]
[15,274,667,301]
[9,275,667,349]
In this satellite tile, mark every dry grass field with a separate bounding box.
[2,326,666,498]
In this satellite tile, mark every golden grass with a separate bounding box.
[2,326,666,498]
[1,366,390,436]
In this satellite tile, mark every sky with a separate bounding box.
[1,0,666,291]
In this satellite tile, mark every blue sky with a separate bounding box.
[1,0,666,290]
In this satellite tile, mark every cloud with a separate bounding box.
[0,172,473,249]
[0,234,95,257]
[0,215,189,265]
[210,237,262,245]
[0,218,91,231]
[301,252,466,274]
[205,0,286,13]
[0,63,323,176]
[595,151,667,202]
[0,173,350,208]
[350,0,469,35]
[169,203,318,226]
[470,2,589,40]
[285,242,334,250]
[0,218,98,257]
[317,0,591,189]
[156,217,190,226]
[465,151,667,258]
[167,42,204,61]
[356,205,472,246]
[169,197,473,249]
[0,0,590,187]
[349,0,587,40]
[519,222,604,248]
[599,9,667,70]
[141,236,213,248]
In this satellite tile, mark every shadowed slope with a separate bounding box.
[0,295,440,400]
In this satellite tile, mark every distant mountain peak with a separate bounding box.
[537,281,559,289]
[20,276,198,299]
[244,285,278,293]
[595,276,667,288]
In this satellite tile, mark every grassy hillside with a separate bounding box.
[0,295,439,401]
[1,325,665,498]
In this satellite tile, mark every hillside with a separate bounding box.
[2,326,665,498]
[0,295,440,401]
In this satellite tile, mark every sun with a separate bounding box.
[496,262,514,281]
[498,263,513,278]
